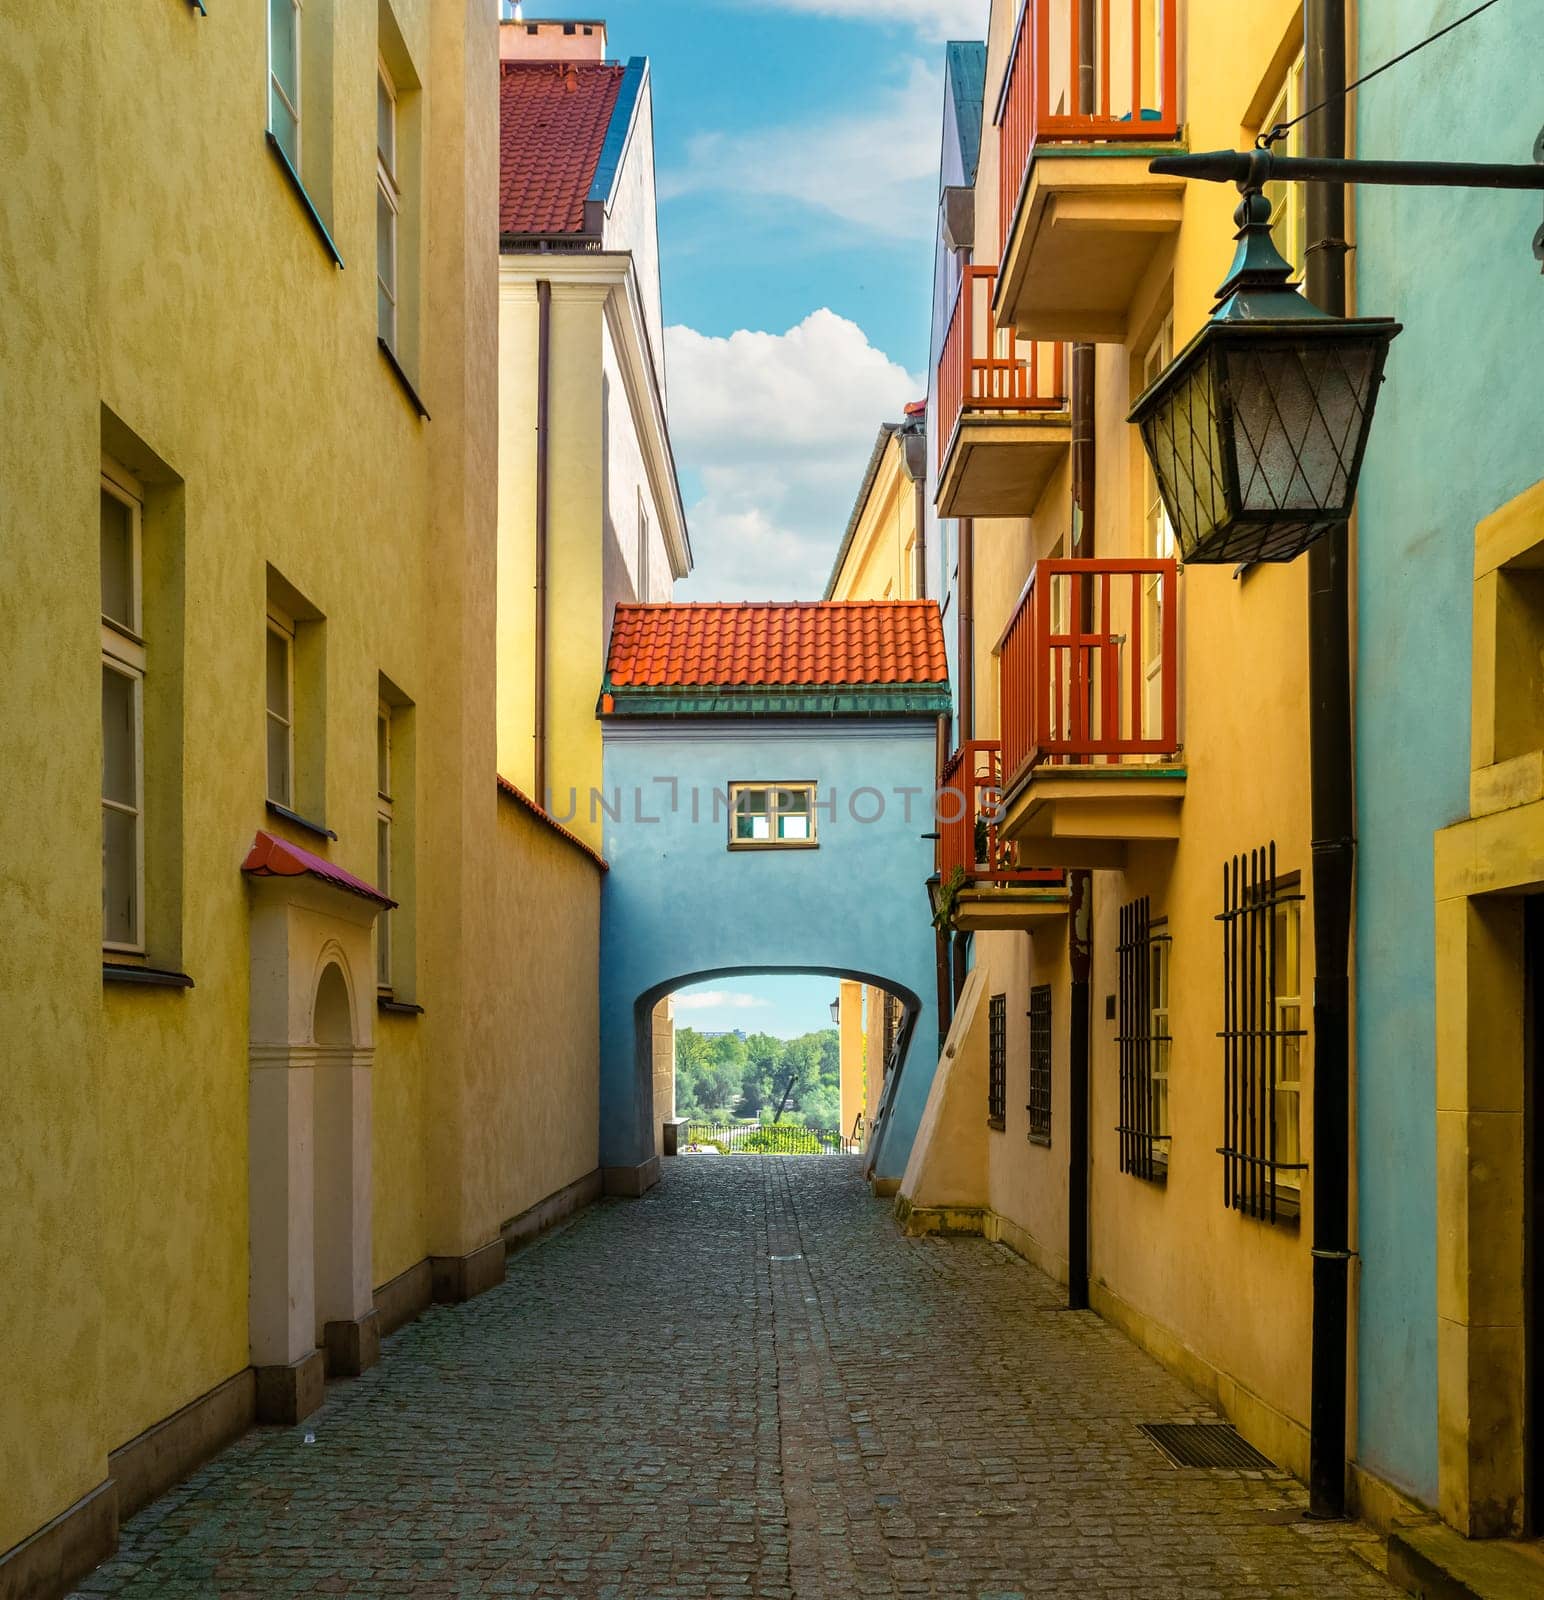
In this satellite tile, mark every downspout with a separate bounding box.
[1067,341,1096,1313]
[1304,0,1354,1522]
[1066,0,1100,1315]
[534,279,552,808]
[958,518,974,742]
[936,710,953,1049]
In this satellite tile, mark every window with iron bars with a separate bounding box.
[1117,896,1171,1181]
[1027,984,1052,1144]
[988,992,1007,1128]
[1217,842,1308,1224]
[881,991,900,1066]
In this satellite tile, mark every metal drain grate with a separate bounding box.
[1139,1422,1278,1472]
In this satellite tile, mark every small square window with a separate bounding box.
[728,783,819,850]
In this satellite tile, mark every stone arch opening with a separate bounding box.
[631,965,922,1183]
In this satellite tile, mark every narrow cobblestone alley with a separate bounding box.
[72,1160,1395,1599]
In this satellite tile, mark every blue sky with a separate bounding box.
[671,975,843,1039]
[523,0,990,610]
[524,0,989,1034]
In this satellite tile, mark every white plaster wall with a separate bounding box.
[600,73,665,398]
[601,313,673,620]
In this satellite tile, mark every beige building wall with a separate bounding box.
[0,1,605,1581]
[652,997,677,1158]
[838,980,866,1142]
[828,430,922,602]
[946,0,1322,1481]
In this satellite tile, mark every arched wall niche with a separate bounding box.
[245,868,384,1424]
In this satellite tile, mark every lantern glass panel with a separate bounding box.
[1223,340,1378,519]
[1138,351,1229,560]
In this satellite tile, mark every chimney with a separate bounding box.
[498,15,608,63]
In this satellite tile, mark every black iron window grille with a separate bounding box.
[1027,983,1052,1144]
[1217,842,1308,1224]
[1118,896,1172,1181]
[988,992,1007,1128]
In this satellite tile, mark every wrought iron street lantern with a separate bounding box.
[829,998,841,1024]
[1129,174,1400,566]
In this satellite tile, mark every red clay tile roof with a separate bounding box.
[499,60,624,236]
[605,601,949,689]
[241,831,396,907]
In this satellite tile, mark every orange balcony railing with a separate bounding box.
[937,266,1066,470]
[998,558,1179,787]
[937,740,1064,887]
[998,0,1180,253]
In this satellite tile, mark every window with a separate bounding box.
[1262,55,1308,276]
[376,699,394,989]
[1117,895,1170,1180]
[881,991,901,1068]
[728,783,818,848]
[268,0,302,169]
[1140,316,1175,737]
[376,60,399,349]
[636,493,650,601]
[101,466,145,952]
[1219,842,1308,1223]
[987,992,1007,1128]
[1027,983,1052,1144]
[266,611,295,808]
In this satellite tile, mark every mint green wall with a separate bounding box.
[1353,0,1543,1507]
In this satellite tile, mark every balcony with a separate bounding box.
[995,0,1184,343]
[932,740,1069,932]
[936,267,1070,519]
[995,558,1185,868]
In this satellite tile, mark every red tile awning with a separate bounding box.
[241,831,396,908]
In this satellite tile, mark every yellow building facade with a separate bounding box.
[826,412,931,1154]
[902,0,1331,1484]
[1,6,609,1592]
[824,409,928,604]
[494,23,690,849]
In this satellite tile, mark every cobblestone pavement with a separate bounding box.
[73,1158,1395,1598]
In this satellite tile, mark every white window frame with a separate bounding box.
[1148,922,1171,1165]
[266,608,296,808]
[268,0,303,168]
[1271,895,1304,1191]
[101,462,146,954]
[376,699,394,990]
[1262,54,1308,276]
[376,57,400,350]
[1140,314,1175,732]
[727,782,819,850]
[635,491,650,601]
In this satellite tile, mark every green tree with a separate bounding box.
[740,1031,783,1116]
[673,1027,713,1118]
[705,1032,748,1114]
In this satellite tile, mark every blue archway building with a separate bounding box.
[596,601,951,1194]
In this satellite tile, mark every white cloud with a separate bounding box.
[673,990,774,1011]
[742,0,988,44]
[665,310,923,600]
[659,58,942,240]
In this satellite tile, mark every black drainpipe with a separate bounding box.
[1066,0,1099,1313]
[1067,340,1095,1312]
[1304,0,1354,1522]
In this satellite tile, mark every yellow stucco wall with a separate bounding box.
[838,980,866,1141]
[491,796,604,1219]
[0,0,606,1562]
[828,431,921,602]
[956,0,1319,1477]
